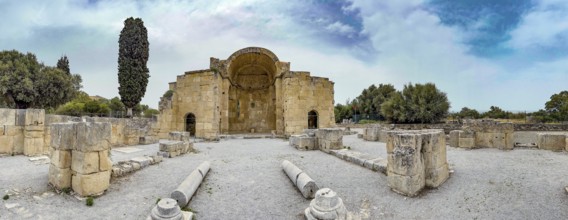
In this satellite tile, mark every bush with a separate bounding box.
[381,83,450,123]
[86,197,94,206]
[3,194,9,200]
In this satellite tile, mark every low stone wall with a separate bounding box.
[48,122,112,196]
[289,128,343,153]
[330,149,387,174]
[112,155,163,178]
[157,132,194,158]
[0,108,158,156]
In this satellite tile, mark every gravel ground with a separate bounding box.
[2,132,568,219]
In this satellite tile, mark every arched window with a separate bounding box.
[185,113,196,136]
[308,110,318,129]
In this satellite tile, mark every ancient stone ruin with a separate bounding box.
[48,122,112,196]
[289,128,343,152]
[386,130,449,197]
[157,47,336,140]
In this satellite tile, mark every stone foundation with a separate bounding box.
[315,128,343,153]
[386,130,449,197]
[158,131,194,158]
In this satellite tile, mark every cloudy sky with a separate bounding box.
[1,0,566,112]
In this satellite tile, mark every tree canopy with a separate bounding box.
[0,50,81,109]
[353,84,396,120]
[381,83,450,123]
[118,17,150,117]
[545,91,568,122]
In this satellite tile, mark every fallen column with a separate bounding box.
[171,161,211,207]
[281,160,319,199]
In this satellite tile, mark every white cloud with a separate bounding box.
[325,21,356,36]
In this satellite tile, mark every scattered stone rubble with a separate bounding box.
[386,130,449,197]
[281,160,319,199]
[330,149,387,174]
[111,155,163,178]
[158,132,194,158]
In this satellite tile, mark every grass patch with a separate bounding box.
[156,198,161,204]
[358,119,379,124]
[61,187,72,195]
[86,197,94,206]
[3,195,9,200]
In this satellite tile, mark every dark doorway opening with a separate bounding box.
[185,113,196,136]
[308,110,318,129]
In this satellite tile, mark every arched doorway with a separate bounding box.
[308,110,318,129]
[185,113,196,136]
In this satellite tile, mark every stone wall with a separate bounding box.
[282,72,335,135]
[157,70,221,140]
[0,108,158,156]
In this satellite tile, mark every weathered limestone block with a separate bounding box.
[315,128,343,153]
[0,135,14,154]
[23,125,45,156]
[169,131,190,142]
[304,188,347,220]
[537,133,566,152]
[289,135,317,151]
[99,150,112,171]
[71,151,100,174]
[171,161,210,207]
[50,149,72,169]
[449,130,475,148]
[24,109,45,126]
[0,108,16,125]
[448,130,459,148]
[50,123,77,150]
[131,156,152,168]
[147,198,194,220]
[281,160,319,199]
[386,130,449,196]
[75,122,111,152]
[71,170,111,196]
[139,136,158,145]
[48,165,71,189]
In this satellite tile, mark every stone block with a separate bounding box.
[24,109,45,126]
[49,123,77,150]
[71,151,100,174]
[151,155,163,164]
[4,125,22,136]
[449,130,460,148]
[23,136,44,156]
[387,150,424,177]
[99,150,112,172]
[0,135,14,154]
[49,165,71,189]
[387,172,425,197]
[169,131,190,141]
[131,156,152,168]
[315,128,343,152]
[50,149,71,168]
[538,133,566,152]
[75,122,111,152]
[425,163,449,188]
[71,170,110,196]
[0,108,16,125]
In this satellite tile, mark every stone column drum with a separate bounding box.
[281,160,319,199]
[171,161,211,207]
[304,188,347,220]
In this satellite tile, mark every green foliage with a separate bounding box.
[155,198,161,204]
[86,197,94,206]
[0,50,81,109]
[3,194,8,200]
[545,91,568,122]
[334,102,352,123]
[118,17,150,116]
[354,84,396,119]
[457,107,481,119]
[143,108,160,118]
[109,97,125,112]
[61,187,72,194]
[56,55,70,75]
[163,90,174,99]
[381,83,450,123]
[482,106,508,119]
[358,119,379,124]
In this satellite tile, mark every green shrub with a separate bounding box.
[3,195,9,200]
[86,197,94,206]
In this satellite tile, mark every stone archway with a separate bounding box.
[225,48,278,133]
[308,110,318,129]
[185,113,196,136]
